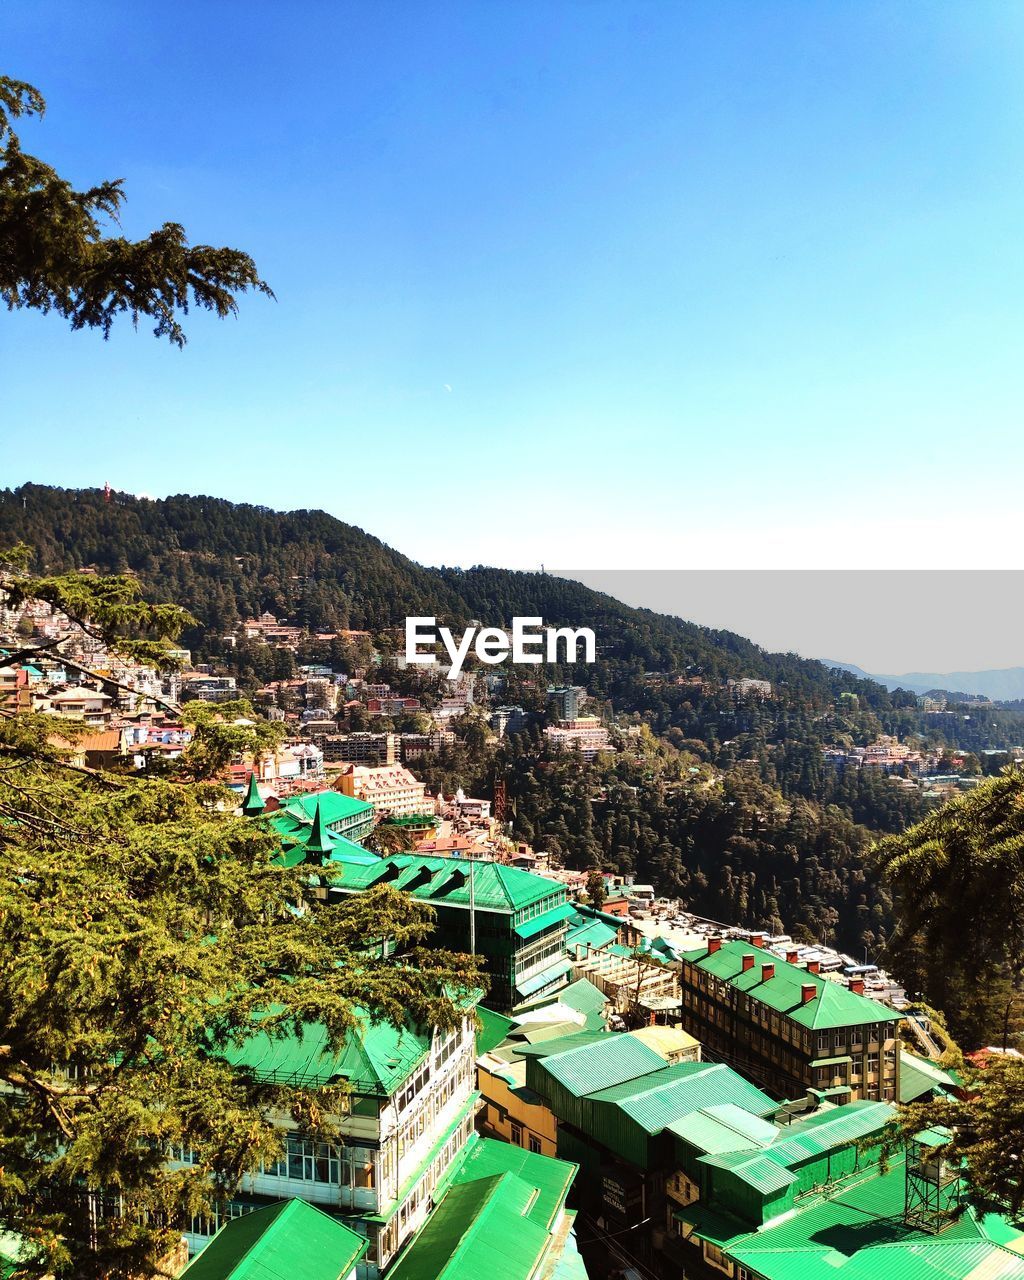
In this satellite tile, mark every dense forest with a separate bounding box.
[4,483,1021,959]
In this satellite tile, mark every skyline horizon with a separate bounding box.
[6,479,1020,677]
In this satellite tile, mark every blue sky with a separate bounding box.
[4,1,1024,573]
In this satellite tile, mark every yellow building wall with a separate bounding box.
[477,1061,558,1157]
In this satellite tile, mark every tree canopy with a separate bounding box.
[0,550,480,1280]
[0,74,271,346]
[873,768,1024,1050]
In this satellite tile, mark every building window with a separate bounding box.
[529,1135,542,1154]
[510,1123,523,1146]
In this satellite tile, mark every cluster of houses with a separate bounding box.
[5,604,1023,1280]
[119,777,1014,1280]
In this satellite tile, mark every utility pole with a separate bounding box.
[469,860,476,957]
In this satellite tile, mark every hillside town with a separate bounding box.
[3,595,1024,1280]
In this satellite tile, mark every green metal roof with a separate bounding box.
[241,772,266,816]
[669,1104,779,1156]
[514,1030,613,1059]
[284,791,374,826]
[726,1162,1024,1280]
[679,939,903,1031]
[588,1062,777,1134]
[514,901,577,939]
[330,855,565,913]
[476,1006,516,1056]
[181,1199,367,1280]
[216,1008,431,1096]
[515,978,608,1031]
[387,1138,577,1280]
[565,918,618,954]
[900,1051,959,1104]
[450,1136,577,1231]
[387,1173,549,1280]
[529,1033,666,1100]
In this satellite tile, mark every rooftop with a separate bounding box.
[679,938,903,1030]
[328,855,567,914]
[387,1137,577,1280]
[726,1162,1024,1280]
[180,1198,367,1280]
[215,1008,433,1096]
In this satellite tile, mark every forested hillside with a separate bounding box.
[5,483,1022,958]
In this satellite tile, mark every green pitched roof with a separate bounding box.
[679,939,903,1030]
[528,1033,666,1099]
[181,1199,367,1280]
[387,1173,550,1280]
[900,1050,959,1104]
[476,1006,516,1056]
[387,1138,577,1280]
[217,1009,432,1096]
[241,772,266,816]
[588,1061,777,1134]
[450,1136,577,1231]
[726,1162,1024,1280]
[669,1103,780,1156]
[285,790,373,826]
[516,978,609,1032]
[303,801,335,862]
[329,855,566,913]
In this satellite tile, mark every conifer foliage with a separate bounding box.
[0,75,272,346]
[0,550,480,1280]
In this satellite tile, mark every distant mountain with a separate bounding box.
[822,660,1024,702]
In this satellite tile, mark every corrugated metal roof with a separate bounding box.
[181,1198,367,1280]
[669,1104,779,1156]
[387,1137,578,1280]
[707,1151,798,1196]
[217,1007,432,1095]
[516,958,573,998]
[332,855,565,912]
[476,1006,515,1056]
[589,1062,777,1133]
[727,1162,1024,1280]
[679,939,903,1030]
[532,1035,666,1100]
[451,1136,577,1231]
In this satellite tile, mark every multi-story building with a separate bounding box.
[399,730,456,762]
[45,683,113,725]
[668,1105,1024,1280]
[318,732,399,765]
[179,674,239,704]
[726,677,773,699]
[186,1002,481,1278]
[336,763,429,819]
[543,717,611,760]
[521,1031,776,1241]
[490,705,530,737]
[547,685,585,721]
[326,855,575,1012]
[256,785,376,845]
[678,936,903,1102]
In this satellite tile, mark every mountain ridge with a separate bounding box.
[822,659,1024,702]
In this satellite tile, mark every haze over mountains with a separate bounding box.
[823,661,1024,702]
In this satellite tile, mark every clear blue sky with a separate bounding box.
[4,1,1024,571]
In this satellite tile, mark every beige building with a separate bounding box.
[336,762,428,818]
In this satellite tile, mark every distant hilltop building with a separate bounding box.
[727,677,773,699]
[548,684,586,721]
[336,762,429,818]
[544,716,611,761]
